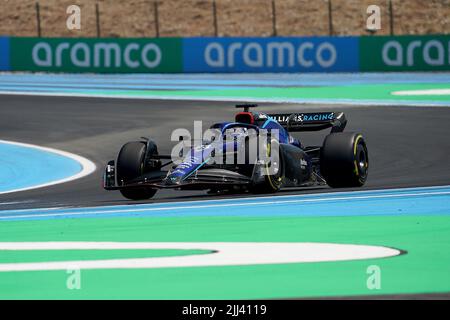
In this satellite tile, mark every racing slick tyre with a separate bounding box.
[320,132,369,188]
[251,139,284,193]
[116,141,157,200]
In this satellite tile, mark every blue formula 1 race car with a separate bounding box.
[103,104,369,200]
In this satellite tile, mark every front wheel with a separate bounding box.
[320,132,369,188]
[251,139,284,193]
[116,141,157,200]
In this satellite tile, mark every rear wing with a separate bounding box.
[268,112,347,133]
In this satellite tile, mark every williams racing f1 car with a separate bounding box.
[103,104,368,200]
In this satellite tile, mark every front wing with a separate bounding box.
[103,162,252,191]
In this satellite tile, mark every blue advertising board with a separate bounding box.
[0,37,10,71]
[183,37,359,73]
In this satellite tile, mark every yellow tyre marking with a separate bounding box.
[353,134,363,155]
[353,135,363,176]
[265,141,281,191]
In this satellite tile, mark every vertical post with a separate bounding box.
[327,0,333,36]
[95,3,101,37]
[271,0,277,36]
[389,0,394,36]
[154,1,160,37]
[212,0,218,37]
[35,2,41,37]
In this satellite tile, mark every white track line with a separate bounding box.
[1,189,449,220]
[7,183,449,211]
[392,89,450,96]
[0,242,401,271]
[0,139,96,195]
[1,184,449,216]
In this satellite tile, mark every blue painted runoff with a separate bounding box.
[0,185,449,221]
[0,142,82,193]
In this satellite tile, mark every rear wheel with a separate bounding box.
[320,132,369,188]
[116,141,157,200]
